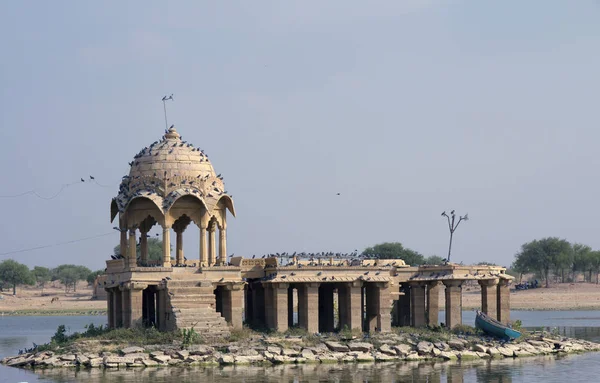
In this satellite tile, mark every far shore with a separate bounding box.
[2,281,600,316]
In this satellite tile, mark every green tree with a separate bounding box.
[52,264,92,293]
[572,244,592,282]
[0,259,35,295]
[513,237,571,288]
[32,266,51,294]
[114,238,166,261]
[362,242,425,266]
[589,251,600,284]
[87,270,104,286]
[423,255,445,265]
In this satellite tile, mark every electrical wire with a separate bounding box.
[0,177,119,200]
[0,232,115,256]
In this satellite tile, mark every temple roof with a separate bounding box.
[111,126,235,219]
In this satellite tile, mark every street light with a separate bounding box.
[441,210,469,263]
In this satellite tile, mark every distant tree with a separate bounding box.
[114,238,167,261]
[87,270,104,286]
[589,251,600,284]
[52,264,92,293]
[572,244,593,282]
[32,266,51,294]
[362,242,425,266]
[513,237,572,288]
[423,255,445,265]
[0,259,35,295]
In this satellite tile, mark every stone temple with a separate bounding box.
[104,127,513,336]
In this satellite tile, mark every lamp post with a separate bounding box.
[441,210,468,263]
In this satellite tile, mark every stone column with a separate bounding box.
[338,281,363,331]
[444,280,463,328]
[199,224,208,267]
[271,283,289,332]
[128,229,137,267]
[121,283,146,328]
[219,225,227,265]
[479,279,499,320]
[377,282,391,332]
[119,229,127,258]
[175,230,184,265]
[208,226,216,266]
[298,283,319,333]
[427,281,441,326]
[106,289,115,328]
[162,226,171,267]
[222,284,244,329]
[139,231,148,265]
[114,288,123,328]
[410,283,427,327]
[497,279,511,324]
[245,285,253,326]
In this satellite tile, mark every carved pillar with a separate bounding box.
[497,279,511,324]
[298,283,319,333]
[338,281,362,331]
[444,280,463,328]
[273,283,289,332]
[208,226,216,266]
[427,281,441,326]
[199,224,208,267]
[377,282,391,332]
[175,230,184,265]
[479,279,499,320]
[162,226,171,267]
[139,231,148,265]
[410,283,427,327]
[222,284,244,329]
[128,229,137,267]
[119,229,127,258]
[219,225,227,265]
[120,283,146,328]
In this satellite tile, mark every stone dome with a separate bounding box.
[111,126,234,219]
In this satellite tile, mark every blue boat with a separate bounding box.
[475,310,521,340]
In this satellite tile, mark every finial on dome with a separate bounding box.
[164,125,180,140]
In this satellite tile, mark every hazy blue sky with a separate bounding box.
[1,1,599,270]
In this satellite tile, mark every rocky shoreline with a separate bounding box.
[3,331,600,369]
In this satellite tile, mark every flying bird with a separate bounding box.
[90,175,95,180]
[80,178,85,182]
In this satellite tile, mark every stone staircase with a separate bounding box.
[165,280,230,337]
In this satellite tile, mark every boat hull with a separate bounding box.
[475,311,521,340]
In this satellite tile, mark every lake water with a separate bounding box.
[1,312,599,383]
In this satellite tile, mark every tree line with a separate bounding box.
[0,259,104,295]
[362,242,445,266]
[511,237,600,287]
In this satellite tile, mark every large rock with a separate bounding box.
[434,342,450,351]
[379,344,396,356]
[439,351,458,360]
[152,354,172,364]
[121,346,145,354]
[60,354,77,361]
[416,341,434,355]
[219,355,235,365]
[325,341,349,352]
[267,346,282,355]
[188,345,214,356]
[176,350,190,359]
[458,351,479,360]
[448,339,466,351]
[473,344,488,353]
[393,344,413,356]
[348,342,373,352]
[374,352,396,362]
[301,349,317,361]
[497,347,515,358]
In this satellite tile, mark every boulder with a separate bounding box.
[393,344,413,356]
[176,350,190,359]
[354,352,375,362]
[188,345,214,355]
[434,342,450,351]
[220,355,235,365]
[448,339,466,351]
[325,341,349,352]
[497,347,515,358]
[142,359,159,367]
[301,349,317,361]
[473,344,488,353]
[152,354,172,364]
[281,348,298,357]
[513,350,533,357]
[439,351,458,360]
[348,342,373,352]
[267,346,282,355]
[234,355,264,364]
[374,352,396,362]
[379,344,396,356]
[416,341,434,355]
[487,347,501,358]
[60,354,77,361]
[121,346,145,354]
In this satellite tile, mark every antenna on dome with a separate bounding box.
[161,94,174,130]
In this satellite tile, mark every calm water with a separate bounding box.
[1,312,599,383]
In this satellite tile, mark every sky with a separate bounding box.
[1,1,599,271]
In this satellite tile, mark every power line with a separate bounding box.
[0,232,116,257]
[0,177,119,200]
